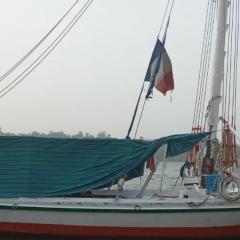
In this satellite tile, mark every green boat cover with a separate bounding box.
[0,132,208,198]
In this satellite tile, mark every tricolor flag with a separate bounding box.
[145,39,174,97]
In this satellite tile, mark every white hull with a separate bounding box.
[0,195,239,238]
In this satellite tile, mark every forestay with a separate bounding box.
[0,132,208,198]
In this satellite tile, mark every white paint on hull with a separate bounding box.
[0,197,239,228]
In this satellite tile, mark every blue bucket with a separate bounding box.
[204,174,221,193]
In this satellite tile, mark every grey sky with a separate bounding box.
[0,0,237,139]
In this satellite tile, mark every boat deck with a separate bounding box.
[0,189,239,210]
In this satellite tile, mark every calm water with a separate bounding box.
[124,162,182,190]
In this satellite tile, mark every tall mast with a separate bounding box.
[207,0,228,139]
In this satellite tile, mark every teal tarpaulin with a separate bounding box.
[0,132,208,198]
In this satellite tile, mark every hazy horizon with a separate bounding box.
[0,0,239,140]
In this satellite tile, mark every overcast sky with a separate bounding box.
[0,0,238,139]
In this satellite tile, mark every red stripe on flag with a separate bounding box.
[155,70,174,95]
[146,156,156,172]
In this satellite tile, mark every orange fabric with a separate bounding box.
[146,156,156,172]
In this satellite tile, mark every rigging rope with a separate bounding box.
[215,0,239,168]
[226,0,234,122]
[232,0,239,130]
[197,0,214,127]
[192,0,216,132]
[0,0,80,84]
[0,0,93,99]
[234,0,240,129]
[222,0,239,129]
[133,98,146,139]
[199,1,217,129]
[157,0,172,37]
[134,0,175,139]
[127,0,175,139]
[188,0,240,173]
[192,0,211,130]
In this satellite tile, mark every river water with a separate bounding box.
[124,162,182,191]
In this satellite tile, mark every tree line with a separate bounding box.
[0,128,111,139]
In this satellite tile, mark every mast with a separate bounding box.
[207,0,228,139]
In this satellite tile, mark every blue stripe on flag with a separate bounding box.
[144,39,164,82]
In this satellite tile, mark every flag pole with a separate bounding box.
[126,18,170,139]
[126,82,145,139]
[126,2,174,139]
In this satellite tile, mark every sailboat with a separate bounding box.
[0,0,239,239]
